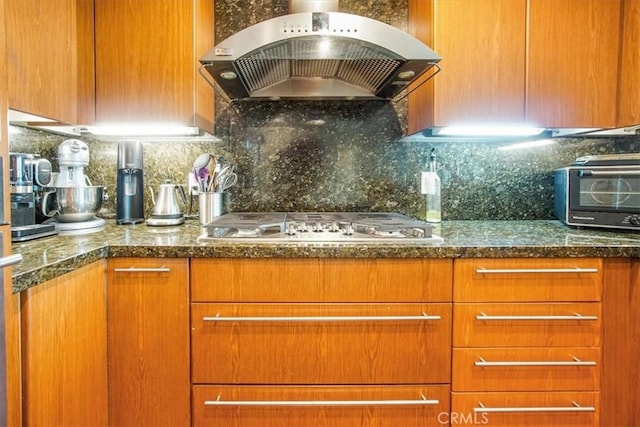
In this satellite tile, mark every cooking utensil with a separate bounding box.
[209,164,233,192]
[192,153,214,192]
[217,172,237,192]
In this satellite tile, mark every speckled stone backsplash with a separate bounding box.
[8,0,640,221]
[10,125,640,221]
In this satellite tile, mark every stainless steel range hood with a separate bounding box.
[199,1,441,101]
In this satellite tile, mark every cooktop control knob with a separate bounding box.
[329,222,340,232]
[344,224,354,236]
[286,223,297,235]
[314,222,324,232]
[629,215,640,226]
[298,222,309,232]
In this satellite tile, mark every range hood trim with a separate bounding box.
[201,12,440,62]
[200,11,441,100]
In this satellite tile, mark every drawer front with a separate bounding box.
[191,258,453,302]
[192,303,451,384]
[193,385,450,427]
[453,258,602,302]
[453,302,602,347]
[452,347,600,392]
[451,391,599,427]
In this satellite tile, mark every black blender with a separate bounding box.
[116,140,145,224]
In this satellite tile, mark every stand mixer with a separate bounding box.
[54,139,91,187]
[42,139,106,233]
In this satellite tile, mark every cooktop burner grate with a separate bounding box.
[198,212,443,244]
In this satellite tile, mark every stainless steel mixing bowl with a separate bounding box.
[42,186,106,223]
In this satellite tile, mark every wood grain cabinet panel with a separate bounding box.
[5,0,95,124]
[21,261,108,426]
[107,258,190,427]
[527,0,621,128]
[618,0,640,126]
[408,0,623,131]
[453,302,601,347]
[193,385,451,427]
[453,258,603,302]
[451,391,599,426]
[95,0,214,130]
[431,0,526,126]
[191,258,453,426]
[191,258,453,303]
[452,347,600,392]
[192,302,451,384]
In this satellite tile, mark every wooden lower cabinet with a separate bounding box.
[191,258,453,427]
[451,391,599,426]
[452,258,603,426]
[21,261,108,426]
[107,258,190,426]
[193,385,451,427]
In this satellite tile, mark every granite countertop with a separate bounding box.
[11,219,640,293]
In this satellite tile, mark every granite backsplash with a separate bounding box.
[9,125,639,221]
[8,0,640,220]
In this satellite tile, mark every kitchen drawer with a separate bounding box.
[191,303,451,384]
[451,391,598,427]
[452,347,600,392]
[191,258,453,302]
[453,302,601,347]
[193,384,450,427]
[453,258,602,302]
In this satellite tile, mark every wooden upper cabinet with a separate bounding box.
[94,0,214,131]
[618,0,640,126]
[5,0,95,125]
[432,0,527,126]
[527,0,621,128]
[408,0,624,132]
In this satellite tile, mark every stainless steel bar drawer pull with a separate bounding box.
[0,253,23,269]
[476,267,598,274]
[205,394,439,407]
[113,267,170,273]
[203,312,441,322]
[476,312,598,321]
[474,401,595,413]
[475,356,597,367]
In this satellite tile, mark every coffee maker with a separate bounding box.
[116,140,145,224]
[9,153,57,241]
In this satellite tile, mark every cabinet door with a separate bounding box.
[618,0,640,126]
[21,261,108,426]
[193,385,451,427]
[95,0,214,130]
[432,0,526,126]
[527,0,621,128]
[107,258,190,427]
[5,0,95,124]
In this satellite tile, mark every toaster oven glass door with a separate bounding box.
[571,168,640,212]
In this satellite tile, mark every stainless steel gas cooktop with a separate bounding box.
[198,212,443,244]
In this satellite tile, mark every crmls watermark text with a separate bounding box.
[438,412,490,425]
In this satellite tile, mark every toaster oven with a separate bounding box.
[554,154,640,230]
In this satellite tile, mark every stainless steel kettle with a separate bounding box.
[148,180,187,225]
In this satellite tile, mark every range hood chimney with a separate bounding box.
[199,0,441,101]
